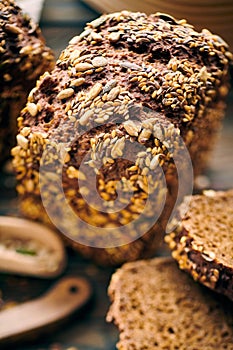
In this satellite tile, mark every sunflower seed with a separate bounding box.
[79,29,92,39]
[150,154,161,170]
[75,62,93,71]
[123,120,139,136]
[103,80,117,94]
[69,36,81,45]
[92,56,108,67]
[88,83,103,100]
[5,24,23,35]
[111,137,125,158]
[88,16,107,28]
[70,77,86,87]
[95,117,105,123]
[57,88,74,100]
[79,110,94,125]
[91,32,103,41]
[69,49,81,61]
[74,54,92,64]
[107,86,121,101]
[120,61,141,71]
[109,32,121,42]
[138,128,152,142]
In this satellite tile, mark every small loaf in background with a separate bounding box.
[0,0,54,165]
[12,11,232,265]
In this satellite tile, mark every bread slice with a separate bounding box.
[165,189,233,302]
[107,257,233,350]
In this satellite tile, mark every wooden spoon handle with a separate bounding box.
[0,276,92,344]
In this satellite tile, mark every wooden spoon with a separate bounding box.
[0,276,92,345]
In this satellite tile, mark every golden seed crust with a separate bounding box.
[12,10,232,265]
[0,0,55,164]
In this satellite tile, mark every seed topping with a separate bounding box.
[92,56,108,67]
[57,88,74,100]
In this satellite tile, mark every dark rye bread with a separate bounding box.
[12,11,232,265]
[165,189,233,302]
[107,257,233,350]
[0,0,54,165]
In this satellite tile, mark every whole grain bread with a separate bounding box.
[107,257,233,350]
[11,11,232,265]
[0,0,54,165]
[165,189,233,302]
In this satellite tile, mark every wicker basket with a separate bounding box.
[83,0,233,51]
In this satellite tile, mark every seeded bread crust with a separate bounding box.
[165,189,233,301]
[12,11,232,265]
[0,0,54,164]
[107,257,233,350]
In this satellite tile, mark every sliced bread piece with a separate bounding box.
[107,257,233,350]
[165,189,233,301]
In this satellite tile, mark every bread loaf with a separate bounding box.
[0,0,54,165]
[165,189,233,301]
[107,257,233,350]
[12,11,232,265]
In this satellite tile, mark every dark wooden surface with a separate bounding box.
[0,1,233,349]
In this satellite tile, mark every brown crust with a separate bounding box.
[165,189,233,301]
[0,0,55,164]
[11,11,232,265]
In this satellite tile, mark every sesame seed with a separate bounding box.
[151,91,157,99]
[85,69,94,75]
[130,76,138,84]
[128,165,138,171]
